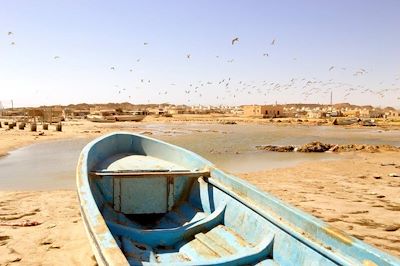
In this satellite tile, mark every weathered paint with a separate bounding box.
[77,132,400,266]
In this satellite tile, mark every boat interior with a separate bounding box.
[90,152,276,265]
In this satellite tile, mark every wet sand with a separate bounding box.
[0,118,399,263]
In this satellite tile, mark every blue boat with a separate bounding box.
[77,132,400,266]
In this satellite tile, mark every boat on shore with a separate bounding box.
[77,132,400,265]
[114,111,147,122]
[87,110,116,123]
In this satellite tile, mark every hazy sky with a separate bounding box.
[1,0,399,108]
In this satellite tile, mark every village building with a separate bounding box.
[384,110,400,118]
[242,105,284,118]
[42,106,64,122]
[307,110,326,119]
[343,109,361,118]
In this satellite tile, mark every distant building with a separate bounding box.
[72,109,91,118]
[384,110,399,119]
[307,110,326,119]
[343,109,361,118]
[42,106,64,123]
[242,105,284,118]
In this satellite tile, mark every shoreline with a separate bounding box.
[0,117,399,159]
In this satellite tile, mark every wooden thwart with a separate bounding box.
[89,170,211,178]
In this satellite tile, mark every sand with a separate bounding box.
[0,118,399,263]
[240,152,400,257]
[0,190,96,266]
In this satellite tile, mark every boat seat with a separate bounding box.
[106,204,226,248]
[90,169,211,215]
[90,169,211,178]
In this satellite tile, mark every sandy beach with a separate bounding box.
[0,118,399,264]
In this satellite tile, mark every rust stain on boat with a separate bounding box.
[323,226,352,245]
[77,154,85,187]
[94,214,109,235]
[362,260,378,266]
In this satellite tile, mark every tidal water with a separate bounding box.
[0,123,399,190]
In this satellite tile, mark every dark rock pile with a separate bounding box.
[297,141,333,152]
[256,141,400,153]
[255,145,295,152]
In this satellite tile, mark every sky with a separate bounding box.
[0,0,399,108]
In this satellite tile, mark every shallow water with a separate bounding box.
[0,123,399,190]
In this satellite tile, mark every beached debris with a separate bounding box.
[384,224,400,232]
[0,220,41,227]
[256,145,295,152]
[297,141,333,152]
[219,120,237,125]
[381,163,396,166]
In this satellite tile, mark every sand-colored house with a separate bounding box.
[385,110,400,119]
[242,105,284,118]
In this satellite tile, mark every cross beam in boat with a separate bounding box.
[89,170,211,178]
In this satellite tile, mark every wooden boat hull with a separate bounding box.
[77,132,400,265]
[114,114,146,122]
[87,115,116,123]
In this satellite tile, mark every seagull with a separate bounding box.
[10,42,15,45]
[271,39,276,45]
[329,66,334,71]
[129,69,133,72]
[7,31,13,35]
[263,53,269,57]
[110,66,115,70]
[186,54,191,59]
[231,37,239,45]
[144,42,148,45]
[54,56,60,59]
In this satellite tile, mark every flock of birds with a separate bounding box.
[5,32,400,105]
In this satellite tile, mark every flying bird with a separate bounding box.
[54,56,60,59]
[329,66,334,71]
[263,53,269,57]
[143,42,148,45]
[186,54,191,59]
[7,31,13,35]
[10,42,15,45]
[110,66,115,70]
[271,39,276,45]
[231,37,239,45]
